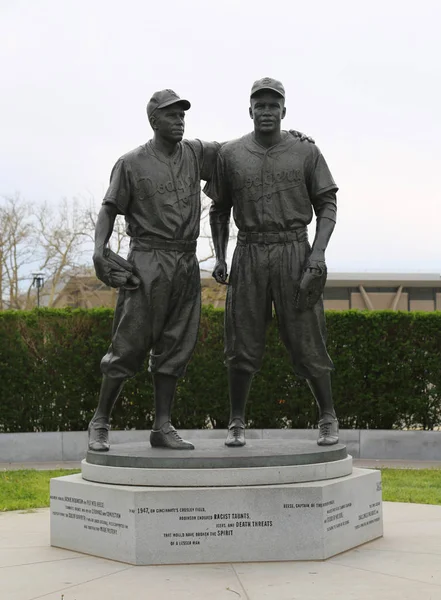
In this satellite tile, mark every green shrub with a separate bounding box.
[0,308,440,432]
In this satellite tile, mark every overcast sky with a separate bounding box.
[1,0,440,272]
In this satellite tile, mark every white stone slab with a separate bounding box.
[50,468,382,565]
[360,430,441,460]
[81,456,353,487]
[0,432,63,463]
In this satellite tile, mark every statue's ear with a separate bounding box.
[249,106,253,119]
[282,106,286,119]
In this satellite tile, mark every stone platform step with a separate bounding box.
[83,439,351,487]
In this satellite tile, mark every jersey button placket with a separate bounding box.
[262,152,272,227]
[169,160,185,222]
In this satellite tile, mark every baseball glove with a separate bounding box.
[103,248,141,290]
[295,260,327,311]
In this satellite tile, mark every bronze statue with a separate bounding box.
[88,89,219,451]
[204,78,339,448]
[88,87,314,452]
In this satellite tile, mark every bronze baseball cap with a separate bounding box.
[147,89,191,118]
[250,77,285,98]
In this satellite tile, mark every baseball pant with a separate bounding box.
[101,247,201,379]
[225,230,333,379]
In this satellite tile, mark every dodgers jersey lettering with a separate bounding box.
[205,131,338,231]
[103,139,219,241]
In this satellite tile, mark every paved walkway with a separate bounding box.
[1,502,441,599]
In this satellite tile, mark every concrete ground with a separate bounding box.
[1,502,441,600]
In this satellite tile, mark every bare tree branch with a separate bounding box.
[35,199,93,306]
[0,194,35,309]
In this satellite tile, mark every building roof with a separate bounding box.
[202,270,441,287]
[327,272,441,287]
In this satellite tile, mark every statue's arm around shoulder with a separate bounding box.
[289,129,315,144]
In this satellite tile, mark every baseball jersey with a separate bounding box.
[103,139,219,241]
[204,131,338,232]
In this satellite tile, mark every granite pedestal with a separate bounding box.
[50,438,383,565]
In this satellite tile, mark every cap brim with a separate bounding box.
[157,98,191,111]
[251,86,285,98]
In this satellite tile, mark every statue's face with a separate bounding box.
[249,91,286,134]
[152,103,186,142]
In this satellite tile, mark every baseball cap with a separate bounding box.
[250,77,285,99]
[146,89,191,118]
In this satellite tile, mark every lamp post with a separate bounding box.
[32,273,45,308]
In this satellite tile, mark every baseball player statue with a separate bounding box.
[204,78,339,448]
[88,89,220,451]
[88,87,314,452]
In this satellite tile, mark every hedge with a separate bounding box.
[1,308,441,432]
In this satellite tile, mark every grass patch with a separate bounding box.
[0,469,80,512]
[381,468,441,505]
[0,468,440,512]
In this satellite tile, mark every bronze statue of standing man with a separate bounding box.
[204,78,339,448]
[88,90,219,451]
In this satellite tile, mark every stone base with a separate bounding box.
[82,439,352,487]
[50,468,383,565]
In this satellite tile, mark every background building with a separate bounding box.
[323,273,441,311]
[49,271,441,312]
[201,272,441,311]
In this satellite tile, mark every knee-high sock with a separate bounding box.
[152,373,178,429]
[307,373,336,420]
[91,376,125,423]
[228,368,254,424]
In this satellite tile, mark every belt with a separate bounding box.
[130,237,197,253]
[237,229,308,245]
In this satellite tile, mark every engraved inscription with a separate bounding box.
[50,494,129,536]
[144,506,274,548]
